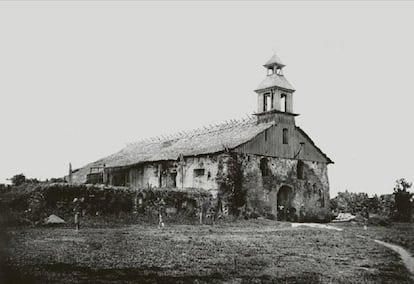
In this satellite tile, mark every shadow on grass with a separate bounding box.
[3,263,326,284]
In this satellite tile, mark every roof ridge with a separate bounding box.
[126,115,257,147]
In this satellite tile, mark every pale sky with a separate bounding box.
[1,1,414,197]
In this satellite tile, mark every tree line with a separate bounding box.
[330,178,413,222]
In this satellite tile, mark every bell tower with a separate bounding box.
[254,53,297,124]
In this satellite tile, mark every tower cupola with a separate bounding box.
[254,53,297,124]
[263,53,286,75]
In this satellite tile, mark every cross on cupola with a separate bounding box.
[254,53,297,124]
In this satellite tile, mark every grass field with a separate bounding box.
[337,222,414,256]
[2,220,414,283]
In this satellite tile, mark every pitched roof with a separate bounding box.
[71,118,274,183]
[110,119,274,167]
[295,126,334,164]
[264,53,285,68]
[255,74,295,92]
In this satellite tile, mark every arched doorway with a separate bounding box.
[259,158,271,177]
[277,185,294,221]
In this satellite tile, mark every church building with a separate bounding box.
[70,54,333,220]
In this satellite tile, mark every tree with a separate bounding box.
[393,178,413,222]
[330,190,369,214]
[367,194,381,214]
[11,173,26,186]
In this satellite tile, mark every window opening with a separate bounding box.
[193,169,205,177]
[281,94,287,112]
[259,158,271,176]
[267,68,274,76]
[276,68,282,75]
[282,128,288,144]
[266,94,272,111]
[297,160,304,179]
[170,171,177,187]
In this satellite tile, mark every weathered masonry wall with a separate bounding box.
[239,153,329,219]
[128,162,176,189]
[177,155,228,197]
[104,152,329,220]
[106,154,229,198]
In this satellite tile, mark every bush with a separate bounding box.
[10,174,26,186]
[303,207,333,223]
[1,182,215,226]
[249,212,261,219]
[265,213,276,220]
[367,215,391,226]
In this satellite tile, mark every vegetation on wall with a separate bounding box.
[2,183,135,226]
[0,181,215,227]
[216,152,245,216]
[134,186,213,224]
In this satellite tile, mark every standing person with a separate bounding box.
[73,197,82,231]
[278,205,285,221]
[362,206,369,230]
[158,198,166,228]
[299,204,305,223]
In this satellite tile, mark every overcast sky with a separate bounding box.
[1,1,413,197]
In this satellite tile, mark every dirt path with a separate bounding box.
[374,240,414,275]
[293,222,414,279]
[291,222,343,232]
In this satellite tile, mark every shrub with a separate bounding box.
[249,212,261,219]
[303,207,333,223]
[10,174,26,186]
[367,215,391,226]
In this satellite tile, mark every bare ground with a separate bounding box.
[2,220,413,283]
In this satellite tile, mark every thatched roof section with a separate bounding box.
[71,117,274,183]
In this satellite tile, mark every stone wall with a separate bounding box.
[178,154,228,197]
[239,153,330,220]
[106,152,330,221]
[116,154,229,198]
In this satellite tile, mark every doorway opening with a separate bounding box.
[259,157,271,177]
[277,185,295,221]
